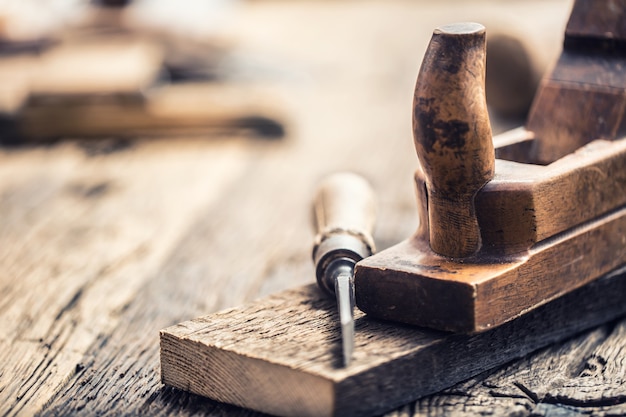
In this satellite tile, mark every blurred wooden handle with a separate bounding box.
[313,172,376,249]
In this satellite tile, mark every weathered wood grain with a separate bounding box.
[5,2,620,417]
[407,319,626,417]
[0,139,251,416]
[18,82,285,140]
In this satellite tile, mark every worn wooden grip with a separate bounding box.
[312,172,376,294]
[413,22,495,258]
[313,172,376,250]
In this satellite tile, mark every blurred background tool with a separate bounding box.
[0,0,286,144]
[485,26,556,120]
[312,172,376,367]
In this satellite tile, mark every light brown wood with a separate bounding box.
[160,268,626,417]
[0,55,38,113]
[357,204,626,331]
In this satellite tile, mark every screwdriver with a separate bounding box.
[312,172,377,366]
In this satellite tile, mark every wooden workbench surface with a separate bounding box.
[2,1,624,416]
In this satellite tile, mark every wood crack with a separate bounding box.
[512,382,540,404]
[542,393,626,408]
[11,320,76,416]
[54,288,84,321]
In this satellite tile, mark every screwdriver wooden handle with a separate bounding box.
[413,22,495,258]
[312,172,376,295]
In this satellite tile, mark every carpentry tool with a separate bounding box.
[355,0,626,333]
[312,172,376,366]
[161,267,626,417]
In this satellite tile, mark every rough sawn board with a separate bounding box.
[160,266,626,417]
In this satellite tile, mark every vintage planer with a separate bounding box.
[355,1,626,333]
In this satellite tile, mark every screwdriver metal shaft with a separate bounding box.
[334,267,355,364]
[312,172,376,366]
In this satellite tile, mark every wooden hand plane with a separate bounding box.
[355,0,626,333]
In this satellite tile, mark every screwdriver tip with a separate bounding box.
[335,272,355,367]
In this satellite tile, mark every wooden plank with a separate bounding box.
[160,266,626,417]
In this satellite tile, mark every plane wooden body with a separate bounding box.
[356,0,626,332]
